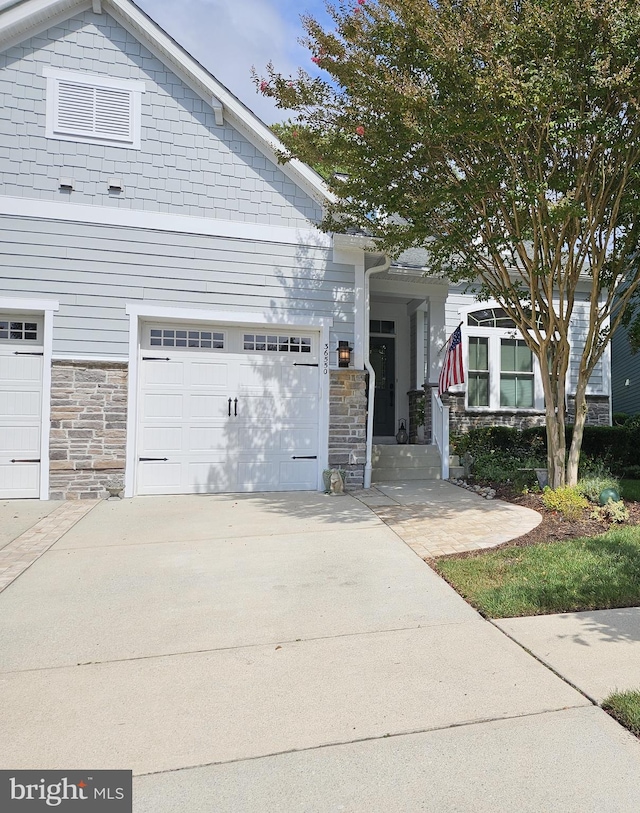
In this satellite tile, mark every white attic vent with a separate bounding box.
[43,67,145,149]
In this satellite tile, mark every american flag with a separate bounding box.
[438,325,464,396]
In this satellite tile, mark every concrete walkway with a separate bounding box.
[354,480,541,557]
[1,490,640,811]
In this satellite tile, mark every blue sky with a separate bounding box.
[136,0,331,124]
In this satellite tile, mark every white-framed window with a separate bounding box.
[464,307,544,411]
[43,67,145,149]
[0,314,43,344]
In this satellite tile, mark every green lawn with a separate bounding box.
[434,526,640,618]
[620,479,640,502]
[603,690,640,737]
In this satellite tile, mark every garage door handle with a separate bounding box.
[142,357,171,361]
[234,397,238,417]
[14,351,44,356]
[11,458,40,463]
[292,456,317,460]
[139,457,168,462]
[228,398,232,416]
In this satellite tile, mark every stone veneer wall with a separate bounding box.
[329,369,368,488]
[443,391,610,434]
[566,395,611,426]
[49,361,128,500]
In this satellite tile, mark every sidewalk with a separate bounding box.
[496,607,640,702]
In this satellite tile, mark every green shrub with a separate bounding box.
[576,473,620,503]
[451,423,640,481]
[541,486,589,520]
[622,465,640,480]
[591,499,630,524]
[472,451,519,483]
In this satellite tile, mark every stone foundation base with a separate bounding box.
[566,395,610,426]
[329,369,367,489]
[49,361,128,500]
[443,391,611,434]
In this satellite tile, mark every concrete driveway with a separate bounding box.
[2,492,640,811]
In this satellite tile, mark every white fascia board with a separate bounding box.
[124,303,333,329]
[104,0,334,207]
[332,232,378,252]
[0,196,333,248]
[0,295,59,311]
[0,0,90,53]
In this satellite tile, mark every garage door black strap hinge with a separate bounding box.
[139,457,169,462]
[292,456,317,460]
[14,351,44,356]
[293,363,319,367]
[142,356,171,361]
[11,458,40,463]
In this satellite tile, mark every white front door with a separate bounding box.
[0,345,43,499]
[136,325,320,495]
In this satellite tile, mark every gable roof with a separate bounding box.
[0,0,333,208]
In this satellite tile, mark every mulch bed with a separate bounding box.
[440,484,640,561]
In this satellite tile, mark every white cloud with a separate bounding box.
[136,0,324,124]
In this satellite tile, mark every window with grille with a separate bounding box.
[149,329,224,349]
[243,334,312,353]
[467,337,489,407]
[465,310,542,411]
[44,67,145,148]
[0,320,38,342]
[500,339,534,408]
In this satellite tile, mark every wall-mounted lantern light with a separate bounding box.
[338,340,352,368]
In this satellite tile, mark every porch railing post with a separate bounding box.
[431,387,450,481]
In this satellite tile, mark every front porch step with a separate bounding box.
[371,444,443,483]
[372,465,443,482]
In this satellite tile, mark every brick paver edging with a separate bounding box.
[0,501,98,593]
[353,485,540,558]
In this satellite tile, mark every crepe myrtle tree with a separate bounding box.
[256,0,640,488]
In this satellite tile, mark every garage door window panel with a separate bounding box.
[243,334,312,353]
[150,328,224,349]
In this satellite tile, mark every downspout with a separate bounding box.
[363,255,392,488]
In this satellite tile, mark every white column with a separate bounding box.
[428,293,448,386]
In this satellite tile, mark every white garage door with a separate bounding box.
[136,324,321,495]
[0,317,43,499]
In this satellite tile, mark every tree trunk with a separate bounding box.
[567,383,588,486]
[538,347,568,488]
[539,354,567,489]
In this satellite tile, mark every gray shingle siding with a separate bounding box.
[0,9,323,227]
[0,215,355,359]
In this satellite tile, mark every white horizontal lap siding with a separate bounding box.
[0,217,355,359]
[446,288,478,334]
